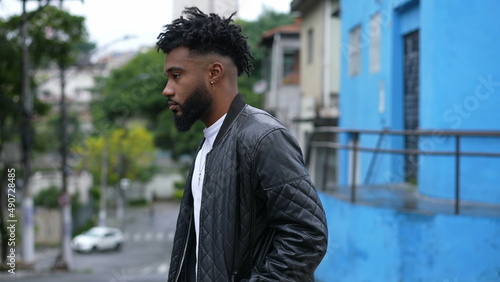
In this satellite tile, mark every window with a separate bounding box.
[307,28,314,64]
[370,13,381,73]
[349,26,362,76]
[283,49,300,85]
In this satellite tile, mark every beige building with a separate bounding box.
[260,20,302,142]
[291,0,341,136]
[291,0,341,185]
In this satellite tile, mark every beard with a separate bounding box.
[172,84,212,132]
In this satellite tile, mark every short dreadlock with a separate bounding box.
[156,7,254,77]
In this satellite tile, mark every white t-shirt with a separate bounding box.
[192,113,226,275]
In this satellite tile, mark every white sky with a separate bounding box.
[0,0,292,55]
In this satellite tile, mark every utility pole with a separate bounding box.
[99,139,108,226]
[52,62,73,270]
[51,0,79,271]
[20,0,35,266]
[25,0,84,271]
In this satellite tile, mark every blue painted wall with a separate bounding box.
[338,0,500,203]
[315,193,500,281]
[418,0,500,203]
[338,0,421,186]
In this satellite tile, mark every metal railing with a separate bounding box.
[308,127,500,215]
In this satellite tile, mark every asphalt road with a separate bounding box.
[8,201,180,282]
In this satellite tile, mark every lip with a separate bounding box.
[168,101,179,111]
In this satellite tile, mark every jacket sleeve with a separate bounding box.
[246,128,328,281]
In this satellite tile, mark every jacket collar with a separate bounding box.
[213,93,246,146]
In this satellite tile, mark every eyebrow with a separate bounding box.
[164,67,184,76]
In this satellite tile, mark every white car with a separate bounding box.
[72,227,124,253]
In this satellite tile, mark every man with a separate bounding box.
[157,7,328,281]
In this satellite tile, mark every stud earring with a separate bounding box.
[210,81,214,85]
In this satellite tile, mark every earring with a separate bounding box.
[210,81,214,85]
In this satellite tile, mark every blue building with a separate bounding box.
[307,0,500,280]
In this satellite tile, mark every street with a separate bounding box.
[8,201,179,282]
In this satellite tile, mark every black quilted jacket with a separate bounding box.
[168,94,328,282]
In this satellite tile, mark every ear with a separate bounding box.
[208,62,224,84]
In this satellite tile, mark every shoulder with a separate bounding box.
[237,105,287,137]
[235,105,300,153]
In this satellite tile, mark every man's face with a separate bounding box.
[162,47,212,132]
[171,83,212,132]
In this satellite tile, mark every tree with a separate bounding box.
[73,123,156,186]
[0,5,88,266]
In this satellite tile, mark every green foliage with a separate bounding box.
[89,186,100,210]
[174,181,185,190]
[173,189,184,201]
[34,185,60,208]
[71,191,82,211]
[4,5,88,68]
[33,185,83,210]
[127,198,148,207]
[33,112,83,153]
[72,123,156,185]
[173,180,185,201]
[0,19,22,136]
[0,5,89,155]
[91,48,167,124]
[89,186,100,202]
[0,18,41,150]
[72,218,96,237]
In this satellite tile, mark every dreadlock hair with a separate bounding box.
[156,7,254,77]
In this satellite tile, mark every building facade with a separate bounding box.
[291,0,341,118]
[291,0,341,182]
[260,20,302,141]
[337,0,500,202]
[309,0,500,280]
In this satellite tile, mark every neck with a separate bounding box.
[201,87,237,127]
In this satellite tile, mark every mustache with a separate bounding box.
[167,97,180,105]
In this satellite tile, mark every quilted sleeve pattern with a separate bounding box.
[247,128,328,281]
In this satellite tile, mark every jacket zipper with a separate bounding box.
[175,216,192,282]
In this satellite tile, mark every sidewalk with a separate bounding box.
[0,202,177,279]
[0,247,59,279]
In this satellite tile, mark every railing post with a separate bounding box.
[351,132,359,203]
[322,148,330,191]
[454,135,461,215]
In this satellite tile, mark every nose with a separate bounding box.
[162,84,174,97]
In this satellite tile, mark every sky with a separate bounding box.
[0,0,292,56]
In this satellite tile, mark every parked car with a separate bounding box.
[72,226,124,253]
